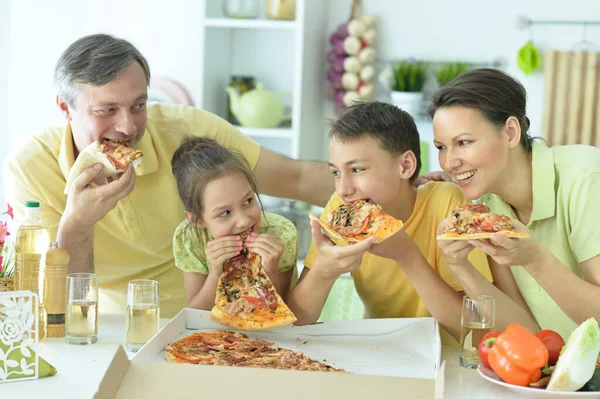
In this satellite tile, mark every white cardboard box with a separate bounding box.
[94,309,445,398]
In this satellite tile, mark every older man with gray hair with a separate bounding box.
[3,34,332,317]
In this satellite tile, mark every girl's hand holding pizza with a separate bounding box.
[467,220,541,267]
[206,236,243,276]
[246,232,283,283]
[436,218,476,267]
[310,219,375,280]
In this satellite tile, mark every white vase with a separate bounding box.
[389,91,424,119]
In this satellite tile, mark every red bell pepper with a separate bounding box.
[488,324,549,386]
[478,331,502,369]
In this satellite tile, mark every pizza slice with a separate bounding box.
[210,250,297,331]
[309,199,403,243]
[64,138,143,194]
[164,330,345,372]
[437,203,529,240]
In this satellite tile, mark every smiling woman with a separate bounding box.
[428,68,600,340]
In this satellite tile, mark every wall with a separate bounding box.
[325,0,600,171]
[0,1,10,208]
[2,0,599,197]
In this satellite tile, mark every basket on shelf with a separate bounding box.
[0,276,13,292]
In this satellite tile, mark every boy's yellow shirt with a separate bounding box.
[304,182,492,319]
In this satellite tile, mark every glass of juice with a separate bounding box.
[126,279,160,352]
[66,273,98,345]
[460,294,495,368]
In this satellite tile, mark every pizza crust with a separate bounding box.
[64,140,143,194]
[210,305,296,331]
[309,212,403,244]
[436,230,529,240]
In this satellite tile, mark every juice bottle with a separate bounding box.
[14,200,51,341]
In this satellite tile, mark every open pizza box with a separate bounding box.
[94,308,445,399]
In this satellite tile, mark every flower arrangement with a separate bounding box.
[0,204,14,279]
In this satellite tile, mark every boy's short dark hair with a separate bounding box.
[329,101,421,181]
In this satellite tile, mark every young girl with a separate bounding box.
[171,137,298,310]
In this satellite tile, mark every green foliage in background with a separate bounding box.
[392,60,429,92]
[435,62,470,86]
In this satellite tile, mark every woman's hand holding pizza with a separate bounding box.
[206,236,243,276]
[246,232,283,284]
[310,219,375,279]
[436,219,476,267]
[467,220,541,267]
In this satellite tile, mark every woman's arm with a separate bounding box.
[522,252,600,325]
[183,271,221,310]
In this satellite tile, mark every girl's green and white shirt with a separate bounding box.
[173,211,298,275]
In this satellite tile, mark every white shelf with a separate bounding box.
[237,126,294,138]
[204,18,298,30]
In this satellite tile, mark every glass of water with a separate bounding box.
[66,273,98,345]
[126,279,160,352]
[459,294,495,368]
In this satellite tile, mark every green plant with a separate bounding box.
[391,60,429,92]
[435,62,470,86]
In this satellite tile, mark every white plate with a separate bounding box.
[477,364,600,398]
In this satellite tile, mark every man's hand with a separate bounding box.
[63,163,136,229]
[413,171,454,188]
[206,236,243,276]
[368,229,418,263]
[310,219,375,279]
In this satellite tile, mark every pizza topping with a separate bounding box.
[328,200,378,237]
[99,139,143,170]
[445,203,515,234]
[223,298,257,317]
[165,331,345,372]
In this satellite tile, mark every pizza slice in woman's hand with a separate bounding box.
[309,200,404,244]
[437,203,529,240]
[64,138,143,194]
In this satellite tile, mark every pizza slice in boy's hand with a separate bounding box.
[309,200,404,244]
[64,138,143,194]
[437,203,529,240]
[211,251,296,330]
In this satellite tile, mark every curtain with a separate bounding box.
[542,50,600,146]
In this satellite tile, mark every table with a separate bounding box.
[2,314,521,398]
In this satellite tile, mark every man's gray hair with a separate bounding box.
[54,34,151,106]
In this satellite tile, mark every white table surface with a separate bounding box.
[2,313,522,399]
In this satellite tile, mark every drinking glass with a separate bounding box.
[126,279,160,352]
[459,294,495,368]
[66,273,98,345]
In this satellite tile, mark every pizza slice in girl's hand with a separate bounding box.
[309,200,403,244]
[437,203,529,240]
[210,251,296,331]
[64,138,143,194]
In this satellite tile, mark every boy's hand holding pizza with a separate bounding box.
[310,219,375,280]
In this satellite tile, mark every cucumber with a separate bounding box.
[581,368,600,392]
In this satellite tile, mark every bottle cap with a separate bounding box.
[24,200,40,208]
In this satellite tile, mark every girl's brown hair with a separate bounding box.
[171,137,261,261]
[428,68,534,152]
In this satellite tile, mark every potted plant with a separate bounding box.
[435,62,469,87]
[381,59,429,117]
